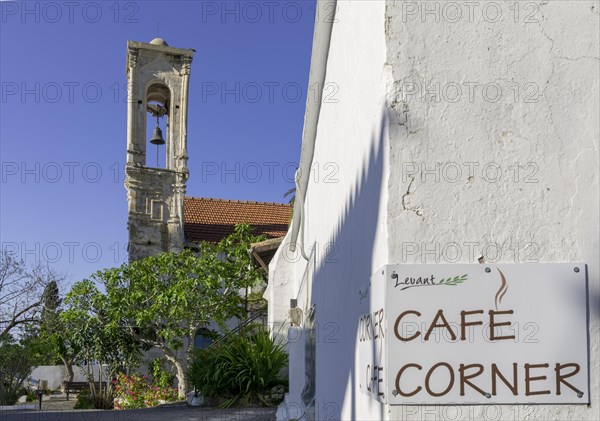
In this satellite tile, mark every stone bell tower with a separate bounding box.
[125,38,194,261]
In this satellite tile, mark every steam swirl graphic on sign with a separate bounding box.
[495,268,509,310]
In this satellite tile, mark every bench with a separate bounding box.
[62,381,107,400]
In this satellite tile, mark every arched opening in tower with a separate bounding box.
[145,82,171,169]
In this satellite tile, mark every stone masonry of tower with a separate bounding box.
[124,38,194,261]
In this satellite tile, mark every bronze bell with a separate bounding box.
[149,126,165,145]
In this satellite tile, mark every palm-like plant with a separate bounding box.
[283,187,296,205]
[187,325,288,408]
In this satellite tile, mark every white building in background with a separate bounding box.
[266,1,599,420]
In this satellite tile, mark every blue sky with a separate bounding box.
[0,0,315,283]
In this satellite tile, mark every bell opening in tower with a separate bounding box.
[145,82,171,169]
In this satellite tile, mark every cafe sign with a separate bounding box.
[358,264,589,404]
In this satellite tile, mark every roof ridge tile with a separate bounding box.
[184,196,291,207]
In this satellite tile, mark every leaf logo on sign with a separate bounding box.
[437,274,468,286]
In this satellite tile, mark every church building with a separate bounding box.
[123,38,291,262]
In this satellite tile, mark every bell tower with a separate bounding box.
[124,38,194,261]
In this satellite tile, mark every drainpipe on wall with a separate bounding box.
[289,0,338,257]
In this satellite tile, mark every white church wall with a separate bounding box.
[268,1,599,420]
[269,1,391,419]
[265,232,297,346]
[385,1,599,419]
[301,3,391,420]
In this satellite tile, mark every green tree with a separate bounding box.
[62,280,141,408]
[23,280,62,366]
[92,224,265,398]
[0,337,35,405]
[39,280,81,382]
[54,333,81,383]
[39,281,60,334]
[0,251,68,403]
[218,224,267,318]
[21,280,80,382]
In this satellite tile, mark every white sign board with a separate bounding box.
[358,264,589,405]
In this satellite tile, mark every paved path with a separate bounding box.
[0,404,277,421]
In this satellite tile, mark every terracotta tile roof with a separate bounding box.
[184,197,292,244]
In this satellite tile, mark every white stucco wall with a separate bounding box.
[299,1,390,419]
[385,2,599,419]
[271,1,390,419]
[268,1,599,420]
[29,365,107,391]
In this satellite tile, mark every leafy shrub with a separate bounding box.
[188,326,288,408]
[0,340,34,405]
[25,389,37,402]
[150,359,174,389]
[73,389,95,409]
[112,373,178,410]
[71,384,114,410]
